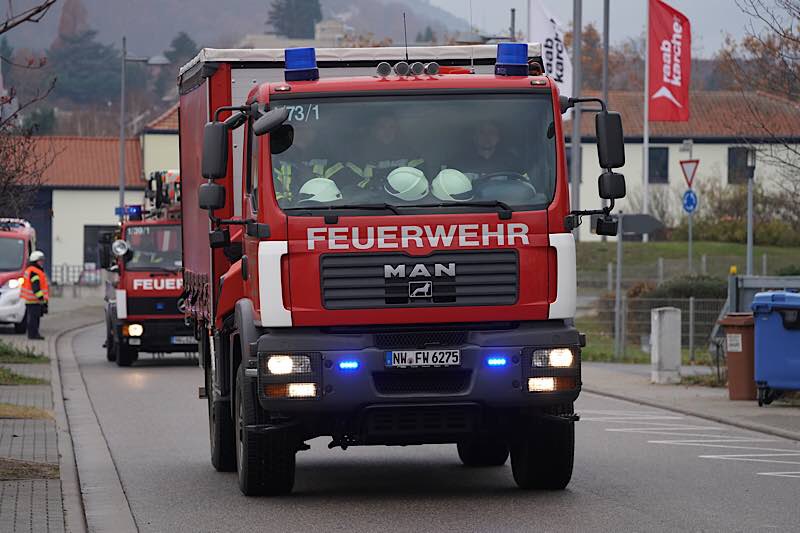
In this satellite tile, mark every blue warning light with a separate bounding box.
[495,42,529,76]
[338,360,359,371]
[284,47,319,81]
[486,356,508,367]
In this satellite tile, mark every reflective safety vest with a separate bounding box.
[21,264,48,304]
[346,159,424,188]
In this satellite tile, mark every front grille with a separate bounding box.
[373,370,472,394]
[374,330,468,349]
[321,250,518,310]
[127,297,181,316]
[363,406,476,437]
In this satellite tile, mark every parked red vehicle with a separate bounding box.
[100,171,197,366]
[0,219,36,333]
[179,43,626,495]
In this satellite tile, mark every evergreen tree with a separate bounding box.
[422,26,435,43]
[267,0,322,39]
[156,31,198,97]
[48,30,123,105]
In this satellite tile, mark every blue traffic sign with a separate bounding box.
[682,189,698,214]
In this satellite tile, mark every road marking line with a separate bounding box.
[582,415,685,422]
[757,471,800,478]
[606,426,726,432]
[649,438,776,445]
[700,454,800,466]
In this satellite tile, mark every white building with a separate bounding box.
[566,91,800,240]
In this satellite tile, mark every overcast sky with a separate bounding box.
[430,0,761,58]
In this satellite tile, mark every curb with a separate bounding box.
[583,387,800,442]
[50,327,87,533]
[58,322,138,533]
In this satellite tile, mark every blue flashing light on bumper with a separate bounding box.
[338,360,360,371]
[486,356,508,367]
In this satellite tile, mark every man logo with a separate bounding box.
[384,263,455,279]
[409,281,433,298]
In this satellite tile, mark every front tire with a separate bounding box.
[235,365,296,496]
[115,342,137,367]
[457,438,509,467]
[511,416,574,490]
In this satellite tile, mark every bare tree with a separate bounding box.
[718,1,800,196]
[0,0,58,216]
[0,0,57,35]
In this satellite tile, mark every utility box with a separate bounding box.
[651,307,681,384]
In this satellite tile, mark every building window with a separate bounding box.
[648,147,669,183]
[728,146,750,184]
[84,225,116,266]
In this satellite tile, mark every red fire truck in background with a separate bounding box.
[100,170,197,366]
[179,43,626,495]
[0,219,36,333]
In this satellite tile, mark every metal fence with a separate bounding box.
[50,264,103,287]
[578,253,785,291]
[576,296,726,363]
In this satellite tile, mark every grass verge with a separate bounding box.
[0,458,59,481]
[680,374,727,388]
[0,339,48,364]
[0,403,52,419]
[0,367,47,385]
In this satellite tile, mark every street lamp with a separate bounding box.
[745,148,757,275]
[118,36,170,221]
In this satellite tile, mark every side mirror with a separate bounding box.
[199,182,226,211]
[253,107,289,136]
[202,122,229,179]
[598,171,626,200]
[595,215,619,236]
[209,228,230,249]
[596,111,625,169]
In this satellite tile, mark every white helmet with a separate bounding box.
[432,169,473,202]
[297,178,342,203]
[29,250,45,262]
[384,167,429,201]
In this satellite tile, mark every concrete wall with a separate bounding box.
[51,189,141,266]
[571,141,787,241]
[141,133,179,178]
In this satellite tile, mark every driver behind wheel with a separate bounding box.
[459,121,524,179]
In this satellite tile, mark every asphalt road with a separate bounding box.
[72,324,800,532]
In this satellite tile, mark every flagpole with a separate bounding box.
[527,0,531,41]
[642,0,650,242]
[571,0,583,241]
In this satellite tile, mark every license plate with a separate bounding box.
[386,350,461,368]
[171,336,195,345]
[128,338,141,346]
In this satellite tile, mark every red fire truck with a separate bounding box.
[179,43,626,495]
[0,219,36,333]
[100,170,197,366]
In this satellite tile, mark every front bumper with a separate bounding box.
[252,321,581,414]
[0,288,25,324]
[119,318,197,352]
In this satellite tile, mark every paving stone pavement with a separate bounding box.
[0,480,65,533]
[0,419,59,464]
[0,305,103,533]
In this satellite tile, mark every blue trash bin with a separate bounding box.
[751,291,800,406]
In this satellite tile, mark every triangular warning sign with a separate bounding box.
[680,159,699,188]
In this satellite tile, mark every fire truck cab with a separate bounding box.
[0,219,36,333]
[99,171,197,366]
[179,43,626,495]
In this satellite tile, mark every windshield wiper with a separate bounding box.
[285,203,401,216]
[401,201,513,220]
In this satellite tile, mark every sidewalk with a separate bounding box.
[0,302,104,533]
[583,362,800,441]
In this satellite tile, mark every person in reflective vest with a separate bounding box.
[21,250,49,340]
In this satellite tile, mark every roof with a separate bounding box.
[180,43,543,75]
[144,104,179,132]
[566,90,800,141]
[34,136,143,189]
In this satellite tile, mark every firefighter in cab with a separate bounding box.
[21,250,49,340]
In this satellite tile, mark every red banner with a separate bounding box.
[648,0,691,121]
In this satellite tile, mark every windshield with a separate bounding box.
[124,225,182,271]
[0,237,24,272]
[270,93,556,213]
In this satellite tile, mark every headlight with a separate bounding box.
[532,348,575,368]
[5,277,23,289]
[123,323,144,337]
[266,355,311,375]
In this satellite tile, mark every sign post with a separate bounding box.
[680,159,699,274]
